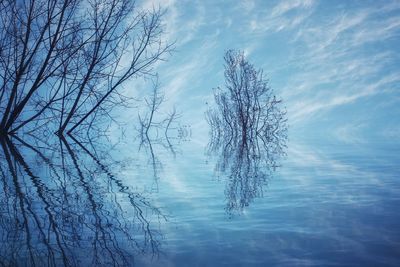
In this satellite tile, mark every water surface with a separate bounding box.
[0,134,399,266]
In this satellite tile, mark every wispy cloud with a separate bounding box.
[248,0,316,33]
[271,0,314,17]
[270,1,400,127]
[289,73,400,123]
[135,0,400,141]
[334,123,367,144]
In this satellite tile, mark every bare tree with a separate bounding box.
[206,49,287,215]
[135,81,190,185]
[137,80,183,143]
[0,0,171,136]
[206,50,287,148]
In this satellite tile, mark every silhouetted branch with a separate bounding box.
[0,0,172,136]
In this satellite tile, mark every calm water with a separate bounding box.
[0,133,399,266]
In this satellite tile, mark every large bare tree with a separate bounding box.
[0,0,171,136]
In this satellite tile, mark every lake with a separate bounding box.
[0,131,399,266]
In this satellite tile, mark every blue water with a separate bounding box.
[134,138,400,267]
[0,134,399,266]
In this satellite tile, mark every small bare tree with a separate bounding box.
[0,0,171,136]
[206,50,287,149]
[206,50,287,215]
[137,80,182,143]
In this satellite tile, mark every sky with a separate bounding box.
[128,0,400,146]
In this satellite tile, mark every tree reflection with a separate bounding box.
[0,134,165,266]
[206,50,287,215]
[136,82,190,184]
[136,123,190,187]
[207,129,286,215]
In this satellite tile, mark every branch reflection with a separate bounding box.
[136,83,190,185]
[136,124,190,188]
[207,129,286,215]
[0,135,165,266]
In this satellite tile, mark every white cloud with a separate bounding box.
[248,0,316,33]
[289,73,400,123]
[140,0,400,136]
[237,0,256,14]
[271,0,314,17]
[334,123,367,144]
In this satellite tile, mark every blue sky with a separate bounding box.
[128,0,400,145]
